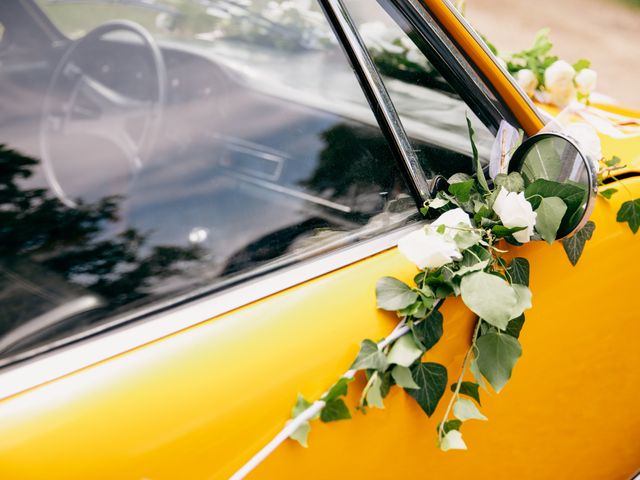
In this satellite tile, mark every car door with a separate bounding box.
[0,1,639,479]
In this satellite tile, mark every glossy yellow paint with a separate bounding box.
[1,179,639,480]
[420,0,544,136]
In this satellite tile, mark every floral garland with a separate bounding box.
[285,111,638,452]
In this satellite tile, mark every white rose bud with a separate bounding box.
[431,207,472,231]
[492,188,537,243]
[575,68,597,96]
[544,60,576,107]
[398,228,462,270]
[515,69,539,97]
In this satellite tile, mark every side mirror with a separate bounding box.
[508,132,598,239]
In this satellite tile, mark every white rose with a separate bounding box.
[565,123,602,171]
[492,188,537,243]
[398,228,462,270]
[575,68,597,96]
[432,207,472,231]
[515,69,538,97]
[544,60,576,108]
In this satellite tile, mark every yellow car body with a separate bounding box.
[0,1,639,479]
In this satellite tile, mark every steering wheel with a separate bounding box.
[40,20,167,208]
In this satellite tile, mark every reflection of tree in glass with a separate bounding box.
[0,144,202,346]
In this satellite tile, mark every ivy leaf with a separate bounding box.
[511,284,532,319]
[448,179,475,203]
[387,333,423,367]
[451,381,481,405]
[292,393,313,417]
[453,398,488,421]
[407,362,448,417]
[448,172,473,184]
[506,257,529,286]
[460,271,518,330]
[376,277,418,311]
[320,398,351,422]
[437,419,463,435]
[289,421,311,447]
[467,116,490,193]
[469,358,487,391]
[323,377,350,403]
[491,225,526,238]
[351,339,388,372]
[475,333,522,393]
[494,172,525,193]
[440,430,467,451]
[366,374,385,409]
[562,220,596,266]
[572,58,591,71]
[600,188,618,200]
[617,198,640,233]
[535,196,567,243]
[604,155,621,167]
[391,365,419,389]
[504,314,525,339]
[411,311,443,351]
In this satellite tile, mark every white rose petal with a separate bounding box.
[432,207,473,231]
[544,60,576,107]
[493,188,537,243]
[565,123,602,171]
[398,228,462,270]
[575,68,597,96]
[515,69,538,97]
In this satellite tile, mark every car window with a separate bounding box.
[0,0,495,363]
[345,0,495,179]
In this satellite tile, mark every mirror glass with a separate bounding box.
[509,134,595,239]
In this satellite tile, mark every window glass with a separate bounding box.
[345,0,495,178]
[1,0,417,360]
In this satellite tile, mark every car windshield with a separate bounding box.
[0,0,493,363]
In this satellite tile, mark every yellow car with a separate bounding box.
[0,0,638,478]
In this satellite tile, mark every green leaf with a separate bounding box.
[451,381,481,405]
[520,140,562,183]
[467,116,490,193]
[453,229,482,251]
[323,378,350,403]
[525,179,587,235]
[469,358,487,391]
[492,225,527,237]
[453,398,488,421]
[494,172,525,193]
[411,311,443,351]
[460,271,518,330]
[407,362,448,417]
[507,258,529,286]
[562,220,596,266]
[351,339,388,372]
[475,333,522,393]
[572,58,591,72]
[505,314,525,339]
[604,155,621,167]
[320,398,351,422]
[387,333,424,367]
[437,419,463,435]
[391,365,419,389]
[448,172,473,184]
[366,374,385,409]
[448,179,475,203]
[599,188,618,200]
[376,277,418,311]
[535,196,567,243]
[511,284,532,319]
[289,421,311,447]
[617,198,640,233]
[379,370,394,398]
[440,430,467,451]
[292,393,313,418]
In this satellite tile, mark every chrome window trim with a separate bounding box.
[0,223,422,400]
[438,0,547,128]
[318,0,433,202]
